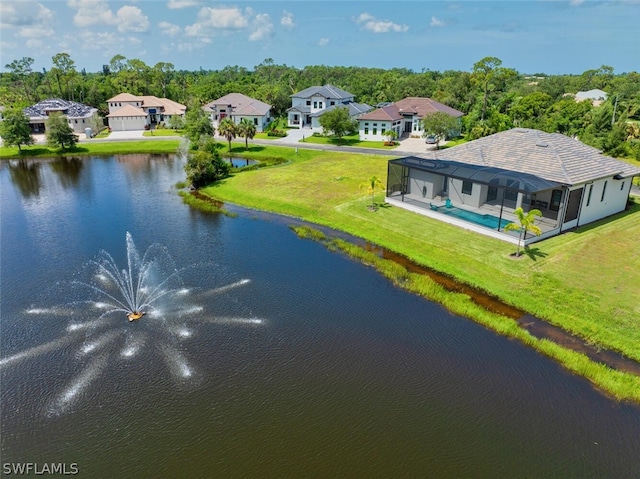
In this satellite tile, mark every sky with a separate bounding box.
[1,0,639,75]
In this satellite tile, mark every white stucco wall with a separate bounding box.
[577,177,630,226]
[359,120,401,141]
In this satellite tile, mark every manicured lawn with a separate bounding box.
[202,145,640,367]
[0,140,181,158]
[143,129,183,137]
[301,133,399,150]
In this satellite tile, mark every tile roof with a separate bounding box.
[107,93,141,102]
[203,93,271,116]
[106,104,147,118]
[358,104,403,122]
[23,98,97,120]
[106,93,186,114]
[394,97,464,118]
[310,102,372,118]
[292,84,354,100]
[422,128,640,185]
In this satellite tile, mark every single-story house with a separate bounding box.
[359,97,463,142]
[106,93,186,131]
[23,98,100,134]
[575,89,608,107]
[202,93,272,132]
[287,84,370,130]
[385,128,640,245]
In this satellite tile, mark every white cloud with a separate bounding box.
[249,13,273,41]
[318,37,329,47]
[159,21,181,37]
[0,1,55,38]
[430,16,447,27]
[281,10,294,29]
[67,0,116,27]
[116,6,149,33]
[26,39,44,49]
[186,6,249,36]
[355,12,408,33]
[569,0,584,5]
[167,0,199,9]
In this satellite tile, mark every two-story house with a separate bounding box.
[287,85,371,130]
[23,98,100,134]
[202,93,272,132]
[106,93,186,131]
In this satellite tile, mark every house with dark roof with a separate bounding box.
[23,98,100,134]
[106,93,186,131]
[358,97,464,142]
[386,128,640,244]
[202,93,272,132]
[287,85,371,130]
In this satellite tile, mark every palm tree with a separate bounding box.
[217,117,237,153]
[359,175,385,211]
[237,118,257,150]
[382,129,397,145]
[505,207,542,257]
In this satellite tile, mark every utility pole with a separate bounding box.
[612,95,619,125]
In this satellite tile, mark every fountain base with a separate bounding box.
[127,311,146,322]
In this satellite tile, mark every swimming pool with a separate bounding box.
[438,206,513,230]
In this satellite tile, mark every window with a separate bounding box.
[364,127,369,135]
[586,184,593,206]
[74,120,78,123]
[330,101,335,106]
[381,128,386,135]
[254,118,258,125]
[319,102,323,109]
[373,128,377,135]
[306,100,311,106]
[462,180,473,195]
[601,181,607,201]
[313,101,317,108]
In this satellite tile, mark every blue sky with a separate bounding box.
[1,1,638,75]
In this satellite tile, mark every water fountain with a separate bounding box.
[0,233,264,415]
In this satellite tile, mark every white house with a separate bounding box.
[385,128,640,245]
[106,93,186,131]
[202,93,272,132]
[23,98,100,134]
[359,97,464,142]
[575,89,608,107]
[287,84,370,130]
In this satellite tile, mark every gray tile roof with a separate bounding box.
[423,128,640,185]
[203,93,271,116]
[310,102,372,118]
[292,84,354,100]
[23,98,97,120]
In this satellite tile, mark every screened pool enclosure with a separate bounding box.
[386,157,574,244]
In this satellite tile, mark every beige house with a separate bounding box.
[202,93,272,132]
[106,93,186,131]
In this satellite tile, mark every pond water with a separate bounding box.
[225,157,257,168]
[1,155,639,478]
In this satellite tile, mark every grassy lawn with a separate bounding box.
[201,146,640,375]
[0,140,181,159]
[143,129,183,137]
[254,132,283,140]
[301,133,399,150]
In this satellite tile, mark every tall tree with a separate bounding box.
[217,118,237,153]
[237,118,256,149]
[51,53,77,99]
[0,108,35,151]
[5,57,35,102]
[183,107,213,142]
[471,57,516,121]
[45,112,77,150]
[359,175,385,211]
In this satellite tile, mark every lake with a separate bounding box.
[1,154,639,478]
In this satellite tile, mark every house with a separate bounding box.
[106,93,186,131]
[23,98,100,134]
[202,93,272,132]
[385,128,640,245]
[575,89,608,107]
[359,97,463,142]
[287,84,371,130]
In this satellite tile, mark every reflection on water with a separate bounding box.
[1,155,640,477]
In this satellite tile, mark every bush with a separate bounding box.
[184,148,230,189]
[267,129,287,137]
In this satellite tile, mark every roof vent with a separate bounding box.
[536,143,548,148]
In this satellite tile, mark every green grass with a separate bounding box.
[0,140,182,159]
[143,129,183,137]
[200,144,640,400]
[301,133,399,149]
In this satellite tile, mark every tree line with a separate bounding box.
[2,54,639,158]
